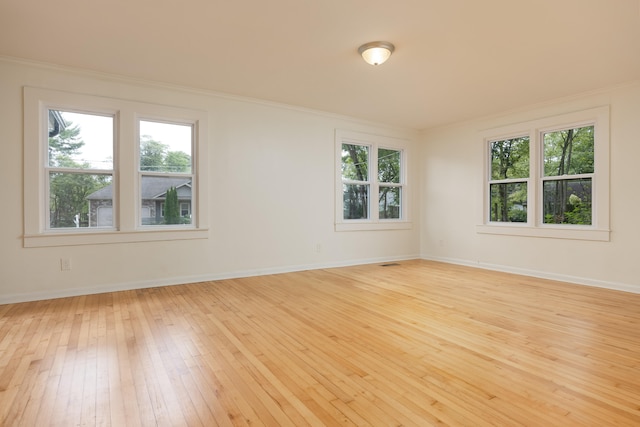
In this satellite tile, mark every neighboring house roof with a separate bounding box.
[87,177,191,200]
[48,110,66,137]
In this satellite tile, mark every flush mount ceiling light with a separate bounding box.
[358,41,395,66]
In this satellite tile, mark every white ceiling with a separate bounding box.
[2,0,639,130]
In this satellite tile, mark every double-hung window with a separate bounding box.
[542,126,595,225]
[479,107,609,241]
[138,119,194,226]
[46,110,115,229]
[335,130,410,231]
[489,136,530,223]
[24,87,209,247]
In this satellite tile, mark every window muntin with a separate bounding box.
[46,110,114,229]
[488,137,529,223]
[336,130,409,231]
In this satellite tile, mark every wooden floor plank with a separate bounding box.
[1,260,639,426]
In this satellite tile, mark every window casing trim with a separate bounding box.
[335,129,411,231]
[24,87,209,247]
[478,106,610,241]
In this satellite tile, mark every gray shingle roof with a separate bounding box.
[87,176,191,200]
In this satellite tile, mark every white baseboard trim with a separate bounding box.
[0,254,419,304]
[421,254,640,295]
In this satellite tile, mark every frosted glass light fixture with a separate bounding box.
[358,41,395,65]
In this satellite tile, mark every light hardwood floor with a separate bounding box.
[1,260,639,426]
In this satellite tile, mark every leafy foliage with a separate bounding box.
[544,127,594,177]
[342,144,368,181]
[163,187,180,224]
[140,136,191,173]
[164,151,191,173]
[543,179,592,225]
[378,149,400,183]
[140,138,168,172]
[490,183,527,222]
[491,137,529,180]
[48,125,85,167]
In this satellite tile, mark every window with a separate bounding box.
[139,120,193,226]
[24,87,209,247]
[542,126,594,225]
[47,110,114,229]
[336,130,410,231]
[478,107,609,241]
[378,148,403,219]
[341,143,370,220]
[489,136,530,223]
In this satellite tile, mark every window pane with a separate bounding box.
[379,186,401,219]
[343,184,369,219]
[489,182,527,222]
[180,203,190,217]
[140,121,192,173]
[543,178,592,224]
[378,149,401,183]
[544,126,594,177]
[48,110,113,169]
[490,137,529,180]
[140,176,192,225]
[341,144,369,181]
[50,172,112,228]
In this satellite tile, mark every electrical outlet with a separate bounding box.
[314,243,322,253]
[60,258,72,271]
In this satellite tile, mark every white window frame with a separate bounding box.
[23,87,209,247]
[335,129,410,231]
[477,106,610,241]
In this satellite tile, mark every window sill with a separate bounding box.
[23,228,210,248]
[335,221,412,232]
[476,224,609,241]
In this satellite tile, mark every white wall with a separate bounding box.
[420,81,640,293]
[0,59,420,303]
[4,58,637,302]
